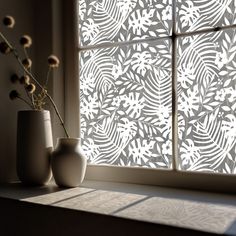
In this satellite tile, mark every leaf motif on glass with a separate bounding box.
[177,0,236,33]
[80,40,172,168]
[178,29,236,173]
[78,0,172,46]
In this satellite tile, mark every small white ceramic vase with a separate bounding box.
[51,138,87,187]
[17,110,53,185]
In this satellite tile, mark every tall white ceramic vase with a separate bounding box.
[17,110,53,185]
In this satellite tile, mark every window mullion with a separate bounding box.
[172,0,178,171]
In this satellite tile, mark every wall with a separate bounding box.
[0,0,36,182]
[33,0,65,144]
[0,0,65,183]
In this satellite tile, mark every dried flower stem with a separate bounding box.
[22,48,34,107]
[31,93,35,107]
[24,88,33,106]
[23,47,29,59]
[23,74,34,108]
[0,31,10,48]
[23,48,32,74]
[45,66,52,87]
[0,31,70,138]
[17,96,34,109]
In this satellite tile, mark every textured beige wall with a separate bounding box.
[0,0,65,182]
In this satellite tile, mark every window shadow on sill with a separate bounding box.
[1,180,236,235]
[80,180,236,207]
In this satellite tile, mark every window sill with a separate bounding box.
[86,165,236,193]
[0,180,236,235]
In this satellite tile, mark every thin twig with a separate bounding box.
[23,47,29,58]
[24,86,34,108]
[31,93,35,108]
[17,96,34,109]
[23,47,32,73]
[45,66,52,87]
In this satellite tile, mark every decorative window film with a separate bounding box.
[80,40,172,168]
[78,0,172,46]
[176,0,236,33]
[78,0,236,173]
[178,29,236,173]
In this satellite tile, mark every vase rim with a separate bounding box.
[57,137,80,141]
[18,109,49,113]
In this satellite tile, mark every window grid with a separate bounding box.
[78,1,236,172]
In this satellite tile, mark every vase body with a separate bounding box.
[17,110,53,185]
[51,138,87,187]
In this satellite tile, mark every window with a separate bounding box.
[65,0,236,191]
[78,0,172,169]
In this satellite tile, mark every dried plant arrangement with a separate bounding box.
[0,15,69,137]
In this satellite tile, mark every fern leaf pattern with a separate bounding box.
[78,0,172,46]
[80,40,172,168]
[177,0,236,33]
[178,29,236,173]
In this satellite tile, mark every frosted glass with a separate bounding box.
[178,29,236,173]
[80,40,172,168]
[78,0,172,46]
[177,0,236,33]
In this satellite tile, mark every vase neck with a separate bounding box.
[56,138,80,149]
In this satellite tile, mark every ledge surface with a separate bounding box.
[1,180,236,235]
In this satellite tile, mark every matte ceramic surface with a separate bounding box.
[17,110,53,185]
[51,138,87,187]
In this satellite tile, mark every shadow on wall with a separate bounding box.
[0,0,35,183]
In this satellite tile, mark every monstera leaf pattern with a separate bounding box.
[78,0,236,172]
[178,29,236,173]
[78,0,172,46]
[80,40,172,168]
[176,0,236,33]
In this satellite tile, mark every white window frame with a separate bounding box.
[62,0,236,193]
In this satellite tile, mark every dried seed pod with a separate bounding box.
[10,74,19,83]
[20,35,32,48]
[26,83,36,94]
[3,15,15,28]
[48,55,60,68]
[0,42,11,54]
[19,75,30,85]
[22,58,32,69]
[9,90,20,100]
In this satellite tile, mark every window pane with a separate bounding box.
[176,0,236,33]
[177,29,236,173]
[80,40,172,168]
[78,0,172,46]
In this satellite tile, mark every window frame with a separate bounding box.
[63,0,236,193]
